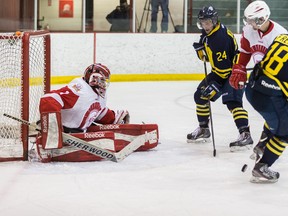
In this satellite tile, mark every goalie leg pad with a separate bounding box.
[87,124,159,151]
[41,112,63,149]
[35,131,116,162]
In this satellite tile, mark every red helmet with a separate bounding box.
[83,63,111,97]
[84,63,111,82]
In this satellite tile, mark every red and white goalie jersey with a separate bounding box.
[239,21,287,65]
[40,77,117,131]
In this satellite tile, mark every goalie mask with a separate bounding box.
[84,63,111,97]
[243,0,270,28]
[197,6,218,31]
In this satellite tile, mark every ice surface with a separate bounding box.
[0,81,287,216]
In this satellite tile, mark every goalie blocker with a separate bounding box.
[32,124,159,162]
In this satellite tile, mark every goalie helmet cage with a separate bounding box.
[0,30,51,162]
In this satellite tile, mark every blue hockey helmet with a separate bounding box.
[197,6,218,29]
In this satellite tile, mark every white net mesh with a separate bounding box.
[0,31,49,160]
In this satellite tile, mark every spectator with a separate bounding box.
[150,0,169,33]
[106,0,131,32]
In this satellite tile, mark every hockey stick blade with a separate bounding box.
[115,130,158,162]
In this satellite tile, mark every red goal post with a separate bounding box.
[0,30,51,161]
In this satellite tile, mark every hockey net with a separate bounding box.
[0,31,50,161]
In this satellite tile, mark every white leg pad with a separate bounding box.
[41,112,63,149]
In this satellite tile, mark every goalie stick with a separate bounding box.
[3,113,156,162]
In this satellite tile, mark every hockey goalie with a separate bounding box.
[31,63,159,162]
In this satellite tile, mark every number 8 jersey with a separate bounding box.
[260,34,288,96]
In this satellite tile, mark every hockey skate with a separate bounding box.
[250,163,279,183]
[187,127,211,143]
[229,132,253,152]
[250,132,267,160]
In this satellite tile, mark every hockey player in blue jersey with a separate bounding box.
[229,0,288,166]
[245,34,288,183]
[187,6,253,151]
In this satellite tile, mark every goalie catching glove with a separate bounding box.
[113,110,130,124]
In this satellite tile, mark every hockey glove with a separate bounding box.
[193,42,204,51]
[229,64,247,89]
[201,81,221,100]
[193,42,207,61]
[251,63,264,81]
[113,110,130,124]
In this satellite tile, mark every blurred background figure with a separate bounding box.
[150,0,169,33]
[106,0,131,32]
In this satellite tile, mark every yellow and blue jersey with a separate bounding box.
[200,23,238,79]
[260,34,288,96]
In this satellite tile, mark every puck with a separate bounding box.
[241,164,248,172]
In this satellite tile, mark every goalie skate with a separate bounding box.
[250,163,279,184]
[187,127,211,143]
[230,132,253,152]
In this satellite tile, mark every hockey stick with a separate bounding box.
[3,113,156,162]
[3,113,40,131]
[203,59,217,157]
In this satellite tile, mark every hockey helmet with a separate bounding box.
[243,0,270,28]
[197,6,218,29]
[83,63,111,97]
